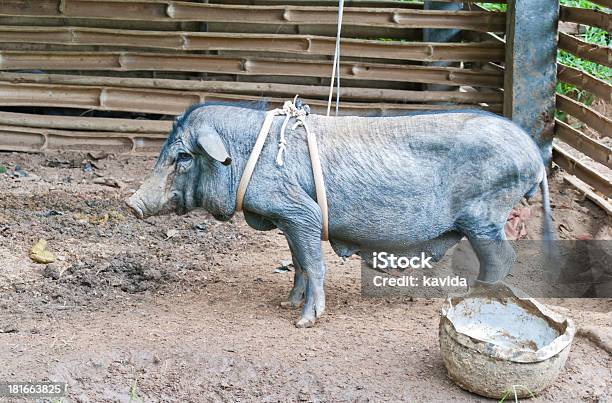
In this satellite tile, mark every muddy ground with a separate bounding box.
[0,151,610,402]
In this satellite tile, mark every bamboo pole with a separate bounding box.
[563,175,612,216]
[0,124,166,154]
[0,0,506,32]
[0,73,503,103]
[558,32,611,68]
[557,63,612,103]
[555,119,612,169]
[0,51,504,87]
[206,0,507,4]
[0,26,506,61]
[556,94,612,139]
[553,145,612,197]
[587,0,612,8]
[559,6,611,32]
[0,81,499,115]
[0,111,172,133]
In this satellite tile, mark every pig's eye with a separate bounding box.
[177,152,192,164]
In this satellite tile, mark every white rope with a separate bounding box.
[275,114,291,166]
[275,95,308,166]
[326,0,345,117]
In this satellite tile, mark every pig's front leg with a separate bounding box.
[269,184,326,327]
[274,204,325,327]
[280,237,306,309]
[284,228,325,328]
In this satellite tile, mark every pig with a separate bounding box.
[127,103,552,328]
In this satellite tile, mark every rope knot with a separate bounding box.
[275,95,310,166]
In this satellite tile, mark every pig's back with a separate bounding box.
[306,110,542,242]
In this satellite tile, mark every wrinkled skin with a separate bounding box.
[127,104,551,328]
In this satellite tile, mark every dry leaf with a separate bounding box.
[29,239,56,264]
[93,177,122,188]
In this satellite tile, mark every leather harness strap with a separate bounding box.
[235,108,279,212]
[304,121,330,241]
[235,98,330,241]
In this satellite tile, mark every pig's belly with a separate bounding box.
[329,230,463,260]
[327,200,456,245]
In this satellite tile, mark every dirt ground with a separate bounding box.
[0,151,610,402]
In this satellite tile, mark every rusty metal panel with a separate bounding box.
[503,0,559,166]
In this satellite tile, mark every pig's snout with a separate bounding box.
[126,195,145,219]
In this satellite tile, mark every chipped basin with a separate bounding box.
[439,282,575,399]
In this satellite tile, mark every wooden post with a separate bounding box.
[504,0,560,166]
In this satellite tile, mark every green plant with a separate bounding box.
[556,81,594,103]
[557,28,611,84]
[129,380,144,403]
[559,0,607,10]
[477,3,507,12]
[498,385,536,402]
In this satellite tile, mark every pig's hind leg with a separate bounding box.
[466,229,516,283]
[457,212,515,282]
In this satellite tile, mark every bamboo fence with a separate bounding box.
[0,0,508,154]
[555,5,612,204]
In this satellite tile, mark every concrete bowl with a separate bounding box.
[439,282,575,399]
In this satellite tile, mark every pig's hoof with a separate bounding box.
[295,317,316,328]
[280,300,303,309]
[315,301,325,318]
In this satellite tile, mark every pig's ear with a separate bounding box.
[195,126,232,166]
